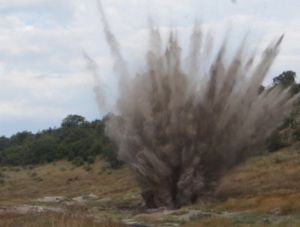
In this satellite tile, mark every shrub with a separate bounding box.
[72,157,84,167]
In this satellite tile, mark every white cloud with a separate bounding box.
[0,0,300,136]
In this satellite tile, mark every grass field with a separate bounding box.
[1,145,300,226]
[0,160,140,207]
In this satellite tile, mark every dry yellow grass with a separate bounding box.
[206,147,300,213]
[182,217,234,227]
[182,146,300,226]
[1,147,300,226]
[0,211,125,227]
[0,160,140,206]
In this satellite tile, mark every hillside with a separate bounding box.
[1,146,300,226]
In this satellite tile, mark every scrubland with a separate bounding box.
[1,145,300,226]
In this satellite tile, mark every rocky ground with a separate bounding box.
[0,195,287,227]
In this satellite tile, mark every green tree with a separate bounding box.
[10,131,33,146]
[102,140,123,169]
[61,114,86,128]
[27,136,57,164]
[273,71,296,88]
[0,114,122,169]
[0,136,10,151]
[1,146,22,165]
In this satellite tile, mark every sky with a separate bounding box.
[0,0,300,136]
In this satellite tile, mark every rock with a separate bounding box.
[72,196,86,204]
[88,193,98,199]
[33,196,66,203]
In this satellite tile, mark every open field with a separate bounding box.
[1,146,300,226]
[0,160,140,207]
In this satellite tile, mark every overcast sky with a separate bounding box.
[0,0,299,136]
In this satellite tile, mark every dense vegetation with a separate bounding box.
[266,71,300,152]
[0,114,122,168]
[0,71,299,168]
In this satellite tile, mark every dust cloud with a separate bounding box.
[89,1,298,209]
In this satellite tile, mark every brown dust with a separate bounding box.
[88,1,298,209]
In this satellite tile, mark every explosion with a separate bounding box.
[90,1,298,209]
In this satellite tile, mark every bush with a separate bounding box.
[101,141,123,169]
[267,131,287,152]
[72,157,84,167]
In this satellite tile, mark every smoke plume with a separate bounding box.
[91,1,298,209]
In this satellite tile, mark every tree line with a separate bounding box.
[0,114,122,168]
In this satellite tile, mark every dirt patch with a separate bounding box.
[0,205,63,214]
